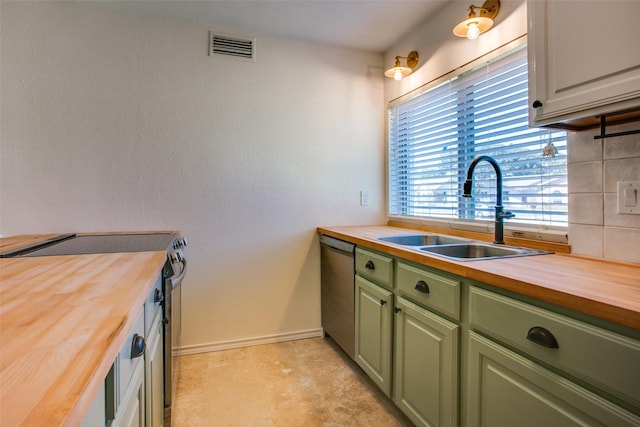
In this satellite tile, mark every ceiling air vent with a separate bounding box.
[209,32,256,61]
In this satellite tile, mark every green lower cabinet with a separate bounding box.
[145,312,164,427]
[355,275,393,397]
[113,360,145,427]
[394,297,459,427]
[466,331,640,427]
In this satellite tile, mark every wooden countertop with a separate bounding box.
[0,247,167,426]
[318,225,640,331]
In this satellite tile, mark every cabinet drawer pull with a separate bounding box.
[154,288,164,304]
[526,326,559,349]
[380,299,387,306]
[131,334,146,358]
[365,260,375,270]
[532,100,543,108]
[414,280,430,294]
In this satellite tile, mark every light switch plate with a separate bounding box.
[360,190,370,206]
[618,181,640,214]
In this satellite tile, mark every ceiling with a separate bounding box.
[96,0,451,53]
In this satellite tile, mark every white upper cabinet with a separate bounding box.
[528,0,640,129]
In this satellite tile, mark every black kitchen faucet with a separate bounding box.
[462,155,515,244]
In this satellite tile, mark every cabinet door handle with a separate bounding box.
[414,280,430,294]
[526,326,559,349]
[394,307,401,314]
[365,260,375,270]
[131,334,146,358]
[380,299,387,306]
[154,288,164,304]
[532,100,543,108]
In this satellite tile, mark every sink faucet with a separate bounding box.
[462,155,515,245]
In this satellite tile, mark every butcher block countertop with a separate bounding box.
[318,225,640,332]
[0,236,167,426]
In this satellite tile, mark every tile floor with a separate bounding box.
[171,337,414,426]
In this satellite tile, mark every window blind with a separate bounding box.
[389,46,567,228]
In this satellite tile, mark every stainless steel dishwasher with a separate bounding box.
[320,235,355,359]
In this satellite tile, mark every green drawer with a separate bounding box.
[469,286,640,407]
[355,248,393,288]
[397,262,460,320]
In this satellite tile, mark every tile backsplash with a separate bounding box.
[567,122,640,263]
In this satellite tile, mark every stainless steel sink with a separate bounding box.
[377,234,470,247]
[419,243,550,260]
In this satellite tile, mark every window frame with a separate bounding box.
[386,36,568,243]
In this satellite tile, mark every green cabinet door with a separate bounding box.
[113,360,145,427]
[355,275,393,397]
[145,312,165,427]
[394,297,459,427]
[466,332,640,427]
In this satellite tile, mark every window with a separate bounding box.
[388,45,567,230]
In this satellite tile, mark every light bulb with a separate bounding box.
[393,69,403,81]
[467,22,480,40]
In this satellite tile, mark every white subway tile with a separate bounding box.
[568,161,602,193]
[568,224,603,258]
[568,193,603,225]
[604,227,640,264]
[567,130,602,163]
[603,158,640,193]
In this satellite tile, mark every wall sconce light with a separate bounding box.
[384,51,419,81]
[453,0,501,40]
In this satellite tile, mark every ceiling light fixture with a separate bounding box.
[384,51,419,81]
[453,0,501,40]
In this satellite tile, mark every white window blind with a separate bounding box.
[389,46,567,228]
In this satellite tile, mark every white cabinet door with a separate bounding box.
[528,0,640,126]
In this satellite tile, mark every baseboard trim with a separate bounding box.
[175,328,324,356]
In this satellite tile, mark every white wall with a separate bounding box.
[0,2,386,349]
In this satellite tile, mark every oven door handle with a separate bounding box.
[171,259,187,290]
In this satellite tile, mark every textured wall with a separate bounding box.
[1,2,386,349]
[567,123,640,264]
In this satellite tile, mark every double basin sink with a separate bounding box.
[377,233,550,261]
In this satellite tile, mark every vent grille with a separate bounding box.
[209,32,256,61]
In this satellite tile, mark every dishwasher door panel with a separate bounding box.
[321,243,355,360]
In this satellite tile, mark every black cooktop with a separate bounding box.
[1,233,176,258]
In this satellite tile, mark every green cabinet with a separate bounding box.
[394,297,458,427]
[467,332,640,427]
[145,311,164,427]
[355,274,393,396]
[113,361,145,427]
[352,244,640,426]
[81,277,165,427]
[355,248,461,426]
[145,277,165,427]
